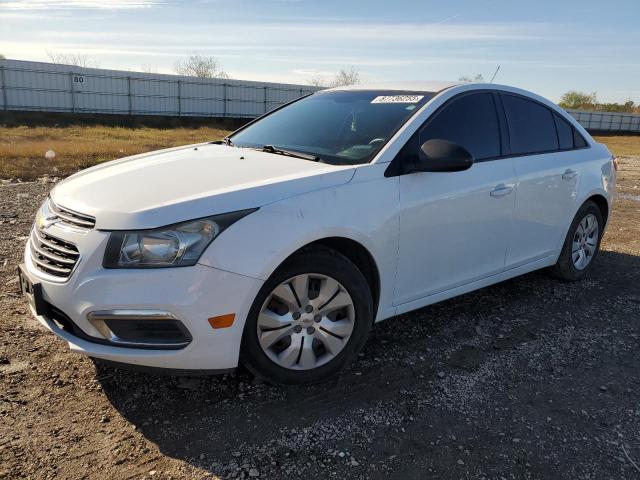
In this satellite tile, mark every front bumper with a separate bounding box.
[22,227,263,371]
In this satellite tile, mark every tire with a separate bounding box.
[549,200,604,281]
[240,246,373,385]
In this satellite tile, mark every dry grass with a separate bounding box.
[0,125,231,180]
[593,135,640,157]
[0,125,638,180]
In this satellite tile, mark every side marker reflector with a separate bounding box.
[208,313,236,329]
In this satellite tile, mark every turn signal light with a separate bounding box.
[208,313,236,329]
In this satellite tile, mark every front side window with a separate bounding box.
[502,94,559,155]
[230,90,434,165]
[419,92,501,160]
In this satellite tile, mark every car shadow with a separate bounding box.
[97,249,640,477]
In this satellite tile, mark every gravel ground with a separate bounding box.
[1,158,639,480]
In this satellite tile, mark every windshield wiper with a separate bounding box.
[261,145,321,162]
[210,137,234,146]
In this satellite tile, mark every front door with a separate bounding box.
[393,91,517,305]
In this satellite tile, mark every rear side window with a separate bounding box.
[554,114,574,149]
[502,94,559,155]
[420,92,500,160]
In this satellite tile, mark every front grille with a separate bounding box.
[29,227,80,279]
[48,199,96,230]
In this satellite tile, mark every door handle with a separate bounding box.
[490,184,513,197]
[562,169,578,181]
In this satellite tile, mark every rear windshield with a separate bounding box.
[230,90,434,165]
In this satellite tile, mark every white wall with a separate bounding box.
[567,109,640,133]
[0,59,320,118]
[1,59,639,132]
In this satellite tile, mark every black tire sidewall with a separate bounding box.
[554,201,604,281]
[240,247,373,385]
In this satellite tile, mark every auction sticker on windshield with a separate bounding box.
[371,95,424,104]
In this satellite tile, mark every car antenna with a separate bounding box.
[489,65,501,83]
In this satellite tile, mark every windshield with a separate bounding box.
[230,90,434,165]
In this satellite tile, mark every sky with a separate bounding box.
[0,0,639,103]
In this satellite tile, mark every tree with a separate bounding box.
[174,54,228,79]
[330,67,361,87]
[557,91,639,113]
[558,91,597,109]
[0,54,5,60]
[46,51,98,68]
[597,101,637,113]
[458,74,485,83]
[306,75,327,87]
[306,67,361,88]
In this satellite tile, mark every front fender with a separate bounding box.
[198,164,399,321]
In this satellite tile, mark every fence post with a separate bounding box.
[0,64,7,111]
[127,76,132,115]
[69,72,76,113]
[223,83,227,118]
[177,80,181,116]
[263,86,268,113]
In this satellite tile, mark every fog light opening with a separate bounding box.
[87,310,192,349]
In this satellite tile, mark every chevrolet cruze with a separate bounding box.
[19,81,617,384]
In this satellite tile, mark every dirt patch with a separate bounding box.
[1,158,639,479]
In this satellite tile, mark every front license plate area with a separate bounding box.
[17,264,46,316]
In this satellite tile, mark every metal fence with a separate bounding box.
[566,109,640,133]
[1,59,639,132]
[0,59,321,118]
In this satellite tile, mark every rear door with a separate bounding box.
[393,91,517,305]
[500,93,582,267]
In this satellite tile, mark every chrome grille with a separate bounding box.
[48,199,96,230]
[29,227,80,279]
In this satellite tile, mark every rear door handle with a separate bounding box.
[562,168,578,180]
[490,184,513,197]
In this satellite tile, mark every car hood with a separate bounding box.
[51,143,355,230]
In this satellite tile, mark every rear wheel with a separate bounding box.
[241,247,373,385]
[550,201,604,281]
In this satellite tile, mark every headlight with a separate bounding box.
[103,209,256,268]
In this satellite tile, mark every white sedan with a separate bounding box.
[19,81,616,384]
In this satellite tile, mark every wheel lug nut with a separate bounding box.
[293,325,302,333]
[292,312,301,320]
[304,305,313,313]
[306,327,315,334]
[314,315,321,323]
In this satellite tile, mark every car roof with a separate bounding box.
[325,81,463,93]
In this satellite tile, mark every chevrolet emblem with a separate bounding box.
[36,211,60,230]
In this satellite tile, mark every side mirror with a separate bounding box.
[413,139,474,173]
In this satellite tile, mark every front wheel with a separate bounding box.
[241,247,373,385]
[550,200,604,281]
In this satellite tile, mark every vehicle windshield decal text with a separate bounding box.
[371,95,424,104]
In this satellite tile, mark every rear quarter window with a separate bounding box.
[554,114,574,150]
[573,129,588,148]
